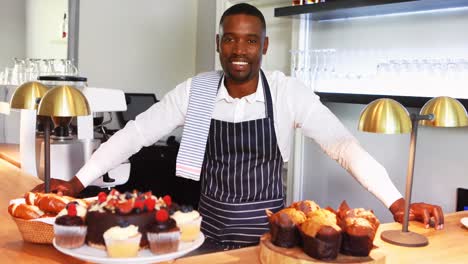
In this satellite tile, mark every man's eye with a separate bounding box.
[223,37,234,42]
[248,39,257,44]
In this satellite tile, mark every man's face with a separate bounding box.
[217,14,269,84]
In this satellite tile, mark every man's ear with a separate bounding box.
[263,36,269,55]
[216,34,220,53]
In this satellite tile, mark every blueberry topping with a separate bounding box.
[117,220,130,228]
[168,207,176,215]
[180,205,193,213]
[124,192,133,200]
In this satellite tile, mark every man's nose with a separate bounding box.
[233,40,247,55]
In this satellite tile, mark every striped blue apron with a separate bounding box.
[199,70,285,248]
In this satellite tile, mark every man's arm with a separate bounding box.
[32,80,191,195]
[287,77,443,229]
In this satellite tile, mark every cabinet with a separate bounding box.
[275,0,468,20]
[273,0,468,108]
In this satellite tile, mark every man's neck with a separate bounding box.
[225,75,260,99]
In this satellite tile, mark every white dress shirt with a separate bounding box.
[77,71,402,207]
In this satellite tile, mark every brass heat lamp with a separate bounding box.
[10,81,48,110]
[37,85,90,192]
[358,96,468,247]
[9,82,49,177]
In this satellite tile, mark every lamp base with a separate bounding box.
[381,230,428,247]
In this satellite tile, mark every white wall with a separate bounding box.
[25,0,68,59]
[195,0,216,74]
[301,9,468,223]
[0,0,25,70]
[78,0,198,99]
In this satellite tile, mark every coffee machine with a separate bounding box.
[34,85,130,188]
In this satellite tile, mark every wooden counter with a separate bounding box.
[1,159,467,264]
[0,143,20,168]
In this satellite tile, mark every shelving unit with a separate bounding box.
[316,92,468,109]
[275,0,468,107]
[275,0,468,20]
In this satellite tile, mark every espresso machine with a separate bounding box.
[31,76,131,188]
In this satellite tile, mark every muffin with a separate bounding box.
[54,202,87,249]
[103,223,142,258]
[290,200,320,215]
[147,208,180,254]
[171,205,202,242]
[266,208,306,248]
[299,208,342,260]
[337,201,380,256]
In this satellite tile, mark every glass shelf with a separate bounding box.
[275,0,468,20]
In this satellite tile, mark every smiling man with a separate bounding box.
[33,3,444,250]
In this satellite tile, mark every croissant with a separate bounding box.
[8,203,44,220]
[35,194,72,214]
[24,192,45,206]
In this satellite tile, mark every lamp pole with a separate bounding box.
[381,113,433,247]
[43,117,51,193]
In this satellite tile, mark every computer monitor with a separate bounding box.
[117,93,158,127]
[457,187,468,211]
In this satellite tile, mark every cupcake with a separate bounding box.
[299,208,342,260]
[171,205,202,242]
[337,201,380,256]
[266,208,306,248]
[290,200,320,215]
[103,223,142,258]
[147,208,180,254]
[54,202,87,249]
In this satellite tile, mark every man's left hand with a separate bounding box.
[389,198,444,230]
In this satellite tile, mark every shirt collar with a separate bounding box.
[216,74,265,103]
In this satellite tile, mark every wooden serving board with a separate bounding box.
[259,233,385,264]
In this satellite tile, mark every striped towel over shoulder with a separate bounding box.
[176,71,223,181]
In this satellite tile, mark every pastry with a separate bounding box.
[267,207,306,248]
[337,201,380,256]
[171,205,202,242]
[299,208,342,260]
[54,202,87,249]
[8,203,44,220]
[103,223,142,258]
[85,189,171,249]
[147,208,180,254]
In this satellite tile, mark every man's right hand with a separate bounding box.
[30,176,84,197]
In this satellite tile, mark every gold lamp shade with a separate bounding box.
[37,85,90,117]
[358,98,412,134]
[419,96,468,127]
[9,81,48,110]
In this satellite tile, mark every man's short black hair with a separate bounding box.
[220,3,266,33]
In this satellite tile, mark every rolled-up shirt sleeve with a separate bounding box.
[76,80,190,187]
[288,78,402,208]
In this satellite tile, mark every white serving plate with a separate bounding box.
[53,233,204,264]
[461,217,468,229]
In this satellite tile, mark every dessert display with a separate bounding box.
[266,207,306,247]
[8,189,204,259]
[261,200,382,263]
[53,202,88,249]
[147,208,181,254]
[170,205,202,242]
[85,189,169,249]
[336,201,380,257]
[103,223,142,258]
